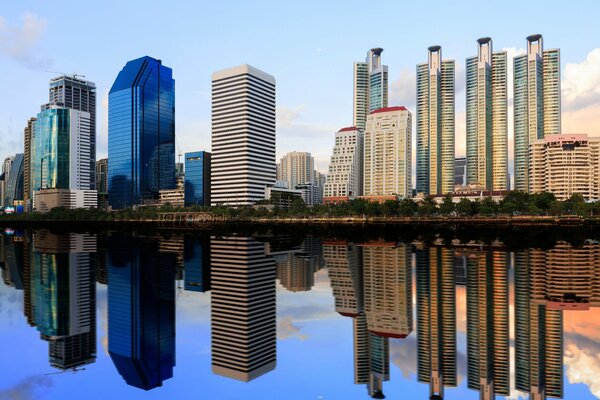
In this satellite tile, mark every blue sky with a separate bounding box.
[1,0,600,176]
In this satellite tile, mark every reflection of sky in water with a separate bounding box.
[1,244,599,399]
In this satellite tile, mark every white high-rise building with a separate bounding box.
[323,127,364,202]
[211,65,276,206]
[514,34,561,192]
[530,134,600,200]
[277,151,315,189]
[363,107,412,199]
[354,48,388,130]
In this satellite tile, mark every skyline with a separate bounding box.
[1,2,600,178]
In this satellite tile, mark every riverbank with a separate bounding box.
[1,211,600,227]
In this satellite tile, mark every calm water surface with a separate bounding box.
[0,228,599,400]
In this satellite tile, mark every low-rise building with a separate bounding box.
[34,189,98,213]
[530,134,600,200]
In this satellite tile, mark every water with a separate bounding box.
[0,227,598,400]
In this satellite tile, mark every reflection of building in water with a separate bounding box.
[464,250,509,398]
[32,231,97,370]
[362,242,412,339]
[416,246,457,399]
[325,242,362,317]
[158,234,184,273]
[107,234,175,390]
[515,251,563,400]
[183,236,211,292]
[529,241,600,309]
[210,237,276,381]
[274,237,323,292]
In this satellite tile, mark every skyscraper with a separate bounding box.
[33,106,92,191]
[211,65,276,206]
[183,236,211,292]
[416,246,457,399]
[466,38,508,190]
[353,48,388,130]
[515,251,563,399]
[107,233,176,390]
[33,231,97,370]
[465,250,509,398]
[48,75,97,189]
[363,107,412,199]
[277,151,315,189]
[108,56,175,209]
[5,153,24,206]
[210,236,276,381]
[184,151,211,207]
[0,156,13,207]
[362,242,412,339]
[417,46,455,195]
[23,117,36,209]
[513,34,561,192]
[323,127,364,202]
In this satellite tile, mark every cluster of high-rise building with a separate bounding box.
[324,34,599,203]
[1,33,598,212]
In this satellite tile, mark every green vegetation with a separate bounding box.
[2,191,600,223]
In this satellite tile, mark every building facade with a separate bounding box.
[277,151,315,190]
[323,127,363,202]
[5,153,24,207]
[417,46,455,195]
[514,34,561,192]
[1,156,14,207]
[108,56,176,209]
[210,237,276,381]
[363,107,412,199]
[454,157,467,186]
[466,38,508,190]
[530,134,600,200]
[96,158,108,209]
[48,75,97,190]
[33,106,93,192]
[211,65,276,206]
[354,48,388,130]
[184,151,211,207]
[23,117,36,209]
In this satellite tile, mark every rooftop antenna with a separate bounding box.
[44,70,86,80]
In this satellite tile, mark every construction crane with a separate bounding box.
[44,70,86,80]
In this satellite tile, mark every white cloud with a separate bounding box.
[277,316,309,341]
[563,49,600,112]
[565,342,600,398]
[0,13,52,69]
[277,104,306,128]
[562,48,600,135]
[0,375,53,400]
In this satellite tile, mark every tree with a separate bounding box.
[382,200,398,216]
[289,197,307,216]
[438,194,455,216]
[499,191,529,214]
[366,201,382,216]
[456,198,473,216]
[530,192,556,212]
[478,197,498,216]
[563,193,586,215]
[418,196,437,216]
[398,198,418,216]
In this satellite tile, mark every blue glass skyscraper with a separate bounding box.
[184,151,211,207]
[108,56,175,209]
[5,153,24,206]
[107,233,175,390]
